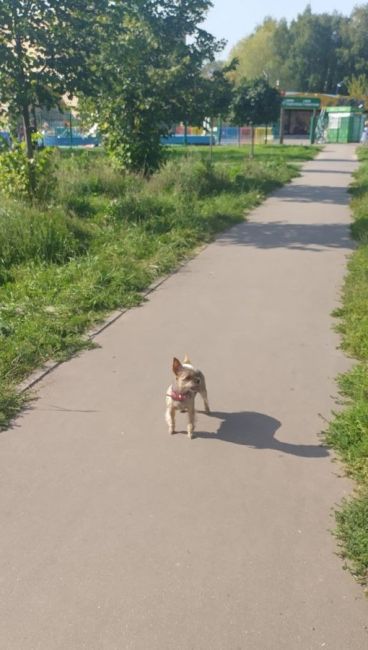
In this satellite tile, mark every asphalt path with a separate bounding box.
[1,144,367,649]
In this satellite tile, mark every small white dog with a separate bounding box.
[165,355,210,438]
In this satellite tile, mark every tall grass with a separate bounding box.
[0,200,92,274]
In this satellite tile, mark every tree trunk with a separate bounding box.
[218,117,222,145]
[22,103,33,158]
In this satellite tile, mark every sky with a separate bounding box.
[201,0,360,58]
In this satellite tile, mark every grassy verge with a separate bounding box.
[326,146,368,587]
[0,144,318,428]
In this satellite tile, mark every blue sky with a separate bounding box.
[201,0,359,57]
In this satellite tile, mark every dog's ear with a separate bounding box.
[172,357,183,375]
[183,353,191,364]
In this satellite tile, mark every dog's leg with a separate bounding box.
[200,387,210,413]
[187,403,195,439]
[166,405,176,435]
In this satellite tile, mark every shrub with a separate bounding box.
[0,143,57,201]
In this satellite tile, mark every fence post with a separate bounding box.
[310,110,316,144]
[249,124,255,158]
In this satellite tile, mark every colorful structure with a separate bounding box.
[280,96,321,139]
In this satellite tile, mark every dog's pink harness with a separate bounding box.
[167,387,191,402]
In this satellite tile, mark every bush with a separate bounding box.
[0,143,56,201]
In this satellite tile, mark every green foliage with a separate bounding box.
[228,5,368,94]
[229,18,289,88]
[0,144,56,201]
[342,5,368,78]
[84,2,223,174]
[230,77,281,126]
[0,0,229,174]
[347,75,368,102]
[190,61,237,127]
[0,0,109,156]
[285,7,346,93]
[103,112,164,176]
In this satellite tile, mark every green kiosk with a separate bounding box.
[325,106,364,143]
[279,96,321,144]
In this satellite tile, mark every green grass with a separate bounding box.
[326,146,368,586]
[165,143,318,164]
[0,143,318,429]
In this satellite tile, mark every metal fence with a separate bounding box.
[2,109,275,149]
[34,108,100,147]
[162,124,274,146]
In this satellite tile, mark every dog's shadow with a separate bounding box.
[195,410,328,458]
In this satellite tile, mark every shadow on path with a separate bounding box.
[275,185,349,205]
[195,411,328,458]
[313,158,356,164]
[301,169,353,175]
[218,221,354,251]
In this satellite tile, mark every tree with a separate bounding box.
[285,6,347,93]
[0,0,107,157]
[230,77,281,156]
[86,0,223,174]
[230,78,281,125]
[228,7,356,94]
[196,60,236,125]
[346,75,368,110]
[229,18,291,89]
[339,5,368,79]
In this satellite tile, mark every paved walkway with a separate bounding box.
[1,145,367,649]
